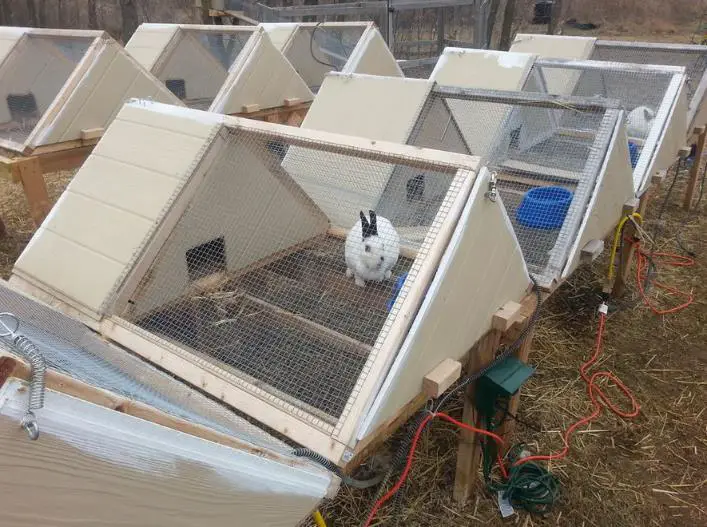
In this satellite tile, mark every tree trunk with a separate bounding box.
[486,0,502,48]
[57,0,65,28]
[548,0,563,35]
[37,0,47,26]
[498,0,517,50]
[0,0,12,25]
[88,0,98,29]
[119,0,139,44]
[27,0,37,26]
[200,0,211,24]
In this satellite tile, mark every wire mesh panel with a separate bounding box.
[592,42,707,113]
[283,25,367,92]
[0,34,94,146]
[408,87,620,286]
[155,29,255,110]
[523,59,684,191]
[115,123,470,431]
[0,281,290,453]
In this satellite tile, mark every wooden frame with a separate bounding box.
[10,100,484,466]
[235,99,311,126]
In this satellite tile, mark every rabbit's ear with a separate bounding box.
[369,210,378,236]
[360,210,373,238]
[643,108,653,121]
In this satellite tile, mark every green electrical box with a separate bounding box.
[475,356,535,417]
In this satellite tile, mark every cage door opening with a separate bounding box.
[186,236,227,281]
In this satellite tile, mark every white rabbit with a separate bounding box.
[626,106,655,139]
[345,210,400,288]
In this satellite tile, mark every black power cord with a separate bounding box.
[309,22,339,70]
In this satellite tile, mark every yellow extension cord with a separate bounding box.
[607,212,642,281]
[312,510,327,527]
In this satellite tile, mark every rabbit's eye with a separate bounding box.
[364,245,370,253]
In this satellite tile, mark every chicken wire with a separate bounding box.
[398,57,438,79]
[156,29,254,110]
[117,126,467,430]
[524,59,684,192]
[407,86,620,287]
[0,280,291,454]
[283,25,367,92]
[592,41,707,114]
[0,34,94,146]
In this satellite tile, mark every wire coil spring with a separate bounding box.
[0,312,46,440]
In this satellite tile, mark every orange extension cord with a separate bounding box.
[363,307,640,527]
[635,244,695,315]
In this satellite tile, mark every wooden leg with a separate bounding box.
[495,325,536,449]
[0,216,6,239]
[453,329,502,504]
[612,198,644,298]
[17,157,50,228]
[683,126,706,211]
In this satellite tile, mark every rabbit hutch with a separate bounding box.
[0,281,337,526]
[429,48,536,91]
[9,100,530,465]
[299,72,635,291]
[124,24,313,125]
[511,34,707,136]
[0,27,181,226]
[277,22,402,93]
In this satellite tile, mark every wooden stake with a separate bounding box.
[17,157,50,227]
[0,216,6,239]
[683,126,706,211]
[612,199,641,298]
[453,328,501,504]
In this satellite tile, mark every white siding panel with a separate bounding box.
[510,34,595,59]
[114,102,222,138]
[45,192,155,264]
[301,74,429,142]
[14,230,126,313]
[69,156,182,220]
[431,49,534,91]
[347,29,403,78]
[216,33,314,114]
[125,25,179,71]
[93,118,211,177]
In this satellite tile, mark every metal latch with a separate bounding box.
[485,171,498,202]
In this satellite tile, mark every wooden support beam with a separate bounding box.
[453,328,501,504]
[423,358,462,398]
[17,157,50,227]
[683,126,706,211]
[0,216,6,239]
[580,239,605,264]
[80,127,104,143]
[492,301,523,332]
[612,199,643,297]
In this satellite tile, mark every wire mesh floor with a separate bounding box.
[138,235,413,422]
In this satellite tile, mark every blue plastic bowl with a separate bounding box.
[516,186,573,230]
[628,141,640,168]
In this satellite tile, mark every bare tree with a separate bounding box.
[485,0,502,48]
[200,0,211,24]
[88,0,98,29]
[119,0,139,43]
[27,0,38,26]
[37,0,47,26]
[0,0,12,26]
[548,0,563,35]
[499,0,517,50]
[57,0,66,28]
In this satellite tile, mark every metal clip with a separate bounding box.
[0,312,46,441]
[485,171,498,202]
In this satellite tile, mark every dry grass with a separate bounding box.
[315,162,707,526]
[0,170,75,279]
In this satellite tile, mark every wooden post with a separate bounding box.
[683,126,706,211]
[611,198,640,298]
[0,216,6,239]
[453,328,502,504]
[17,157,50,228]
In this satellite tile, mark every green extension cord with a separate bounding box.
[482,432,561,514]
